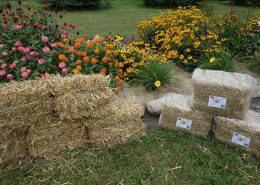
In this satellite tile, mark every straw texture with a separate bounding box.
[192,69,257,119]
[214,111,260,157]
[159,93,212,136]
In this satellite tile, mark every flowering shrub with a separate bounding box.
[54,36,124,92]
[0,6,76,82]
[137,6,224,72]
[112,40,167,81]
[210,11,260,55]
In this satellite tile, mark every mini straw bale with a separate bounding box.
[0,124,29,169]
[159,93,212,136]
[28,117,88,159]
[55,90,112,120]
[192,69,257,119]
[88,98,146,148]
[214,111,260,157]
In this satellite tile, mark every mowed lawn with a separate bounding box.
[0,129,259,184]
[9,0,258,37]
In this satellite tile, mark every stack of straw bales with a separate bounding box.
[160,69,259,156]
[0,74,145,168]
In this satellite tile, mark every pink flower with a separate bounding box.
[10,63,16,69]
[41,36,49,43]
[21,72,29,79]
[42,47,50,54]
[15,25,23,29]
[2,52,8,57]
[20,67,27,72]
[29,51,38,58]
[38,58,45,64]
[23,47,30,53]
[7,74,13,80]
[12,47,17,52]
[27,69,32,74]
[18,46,24,52]
[1,63,7,68]
[61,34,67,38]
[50,43,57,48]
[42,73,51,79]
[61,68,68,75]
[59,62,65,69]
[21,57,27,62]
[0,44,4,49]
[15,41,22,47]
[0,70,6,76]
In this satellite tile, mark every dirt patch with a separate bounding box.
[250,98,260,113]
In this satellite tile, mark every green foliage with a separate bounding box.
[143,0,199,7]
[199,49,239,71]
[249,57,260,74]
[40,0,111,10]
[130,60,172,91]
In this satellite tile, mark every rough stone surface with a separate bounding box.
[253,86,260,98]
[146,99,164,116]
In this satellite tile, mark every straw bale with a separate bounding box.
[45,74,111,97]
[28,117,87,159]
[214,111,260,157]
[0,124,29,169]
[159,93,212,136]
[55,90,112,120]
[192,69,257,119]
[88,98,146,147]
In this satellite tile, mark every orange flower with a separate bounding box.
[86,42,93,48]
[73,69,79,74]
[91,58,98,64]
[58,54,67,61]
[77,51,82,57]
[74,42,80,49]
[106,50,112,55]
[81,52,87,57]
[68,47,74,53]
[114,75,120,81]
[117,81,124,86]
[114,88,120,94]
[118,68,123,73]
[94,48,100,54]
[95,37,103,43]
[106,44,113,50]
[100,68,107,75]
[76,65,82,70]
[106,35,112,41]
[83,56,89,63]
[58,42,65,48]
[76,59,82,65]
[102,57,109,63]
[63,38,69,43]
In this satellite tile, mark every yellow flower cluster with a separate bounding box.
[137,6,223,66]
[112,41,167,81]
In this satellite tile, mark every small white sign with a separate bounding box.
[159,113,163,125]
[231,132,251,148]
[176,118,192,129]
[208,96,227,109]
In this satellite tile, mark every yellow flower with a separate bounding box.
[188,55,193,60]
[186,48,191,52]
[210,57,216,63]
[179,55,184,60]
[154,80,161,87]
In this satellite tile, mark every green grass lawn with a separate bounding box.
[0,129,259,184]
[8,0,258,37]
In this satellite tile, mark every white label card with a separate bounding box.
[208,96,227,109]
[176,118,192,129]
[231,132,251,148]
[159,113,163,125]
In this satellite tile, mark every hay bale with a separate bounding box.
[88,98,146,147]
[159,93,212,136]
[28,117,87,159]
[192,69,257,119]
[0,124,29,169]
[46,74,111,97]
[55,90,111,120]
[214,111,260,157]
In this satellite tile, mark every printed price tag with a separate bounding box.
[231,132,251,148]
[208,96,227,109]
[176,118,192,129]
